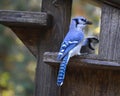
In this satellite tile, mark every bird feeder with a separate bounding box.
[0,0,120,96]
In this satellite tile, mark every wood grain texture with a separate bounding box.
[0,10,52,57]
[43,52,120,70]
[99,4,120,61]
[62,68,120,96]
[34,0,72,96]
[0,10,52,28]
[93,0,120,9]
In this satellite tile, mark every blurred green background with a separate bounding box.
[0,0,101,96]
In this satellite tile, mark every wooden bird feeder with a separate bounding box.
[0,0,120,96]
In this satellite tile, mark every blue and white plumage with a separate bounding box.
[57,16,92,86]
[82,36,99,50]
[81,36,99,54]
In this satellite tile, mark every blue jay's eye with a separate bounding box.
[81,18,86,22]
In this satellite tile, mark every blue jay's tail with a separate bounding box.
[57,54,70,86]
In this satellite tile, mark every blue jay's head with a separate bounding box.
[70,16,92,30]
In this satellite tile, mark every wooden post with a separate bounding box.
[99,4,120,61]
[34,0,72,96]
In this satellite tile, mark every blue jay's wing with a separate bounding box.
[57,27,84,60]
[61,43,77,59]
[57,41,79,60]
[57,38,83,86]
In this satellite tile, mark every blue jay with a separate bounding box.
[57,16,92,86]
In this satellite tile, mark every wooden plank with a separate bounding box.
[43,52,99,63]
[0,10,52,28]
[99,4,120,61]
[99,0,120,8]
[62,68,120,96]
[93,0,120,8]
[34,0,72,96]
[43,52,120,70]
[0,10,52,57]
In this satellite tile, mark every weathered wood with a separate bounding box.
[0,10,52,57]
[43,52,120,70]
[99,4,120,61]
[62,68,120,96]
[0,10,52,28]
[34,0,72,96]
[43,52,104,63]
[93,0,120,9]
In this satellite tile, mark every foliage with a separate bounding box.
[0,0,101,96]
[0,0,40,96]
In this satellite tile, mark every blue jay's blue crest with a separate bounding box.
[57,16,92,86]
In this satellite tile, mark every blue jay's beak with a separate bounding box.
[85,20,92,25]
